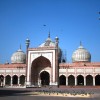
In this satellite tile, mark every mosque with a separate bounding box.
[0,33,100,88]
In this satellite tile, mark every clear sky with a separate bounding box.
[0,0,100,63]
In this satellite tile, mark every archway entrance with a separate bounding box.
[20,75,25,85]
[31,56,51,85]
[40,71,50,86]
[86,75,93,86]
[77,75,84,85]
[68,75,75,86]
[59,75,66,85]
[5,75,11,85]
[12,75,18,85]
[95,75,100,85]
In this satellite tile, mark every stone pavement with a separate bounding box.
[0,87,100,100]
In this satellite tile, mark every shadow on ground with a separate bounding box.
[0,88,31,97]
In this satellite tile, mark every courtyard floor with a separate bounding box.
[0,86,100,100]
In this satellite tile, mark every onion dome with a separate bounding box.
[72,42,91,62]
[11,46,26,64]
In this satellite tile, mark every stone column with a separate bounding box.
[18,77,20,86]
[66,77,68,86]
[25,76,26,85]
[25,38,30,86]
[75,77,77,86]
[93,76,95,86]
[3,77,5,86]
[38,78,41,87]
[55,37,59,87]
[84,76,86,86]
[11,77,13,86]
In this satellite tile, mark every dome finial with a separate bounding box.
[79,41,84,49]
[48,31,50,38]
[20,44,21,50]
[80,41,82,46]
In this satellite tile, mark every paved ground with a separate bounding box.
[0,87,100,100]
[1,96,100,100]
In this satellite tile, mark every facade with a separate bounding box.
[0,34,100,87]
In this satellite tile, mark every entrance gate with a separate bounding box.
[40,71,50,86]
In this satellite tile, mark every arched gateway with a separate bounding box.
[40,71,50,86]
[31,56,51,86]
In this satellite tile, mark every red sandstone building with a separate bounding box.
[0,34,100,87]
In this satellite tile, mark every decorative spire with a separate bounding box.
[20,44,21,50]
[55,36,59,47]
[48,31,50,38]
[18,44,22,52]
[26,38,30,48]
[79,41,84,49]
[80,41,82,46]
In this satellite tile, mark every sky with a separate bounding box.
[0,0,100,63]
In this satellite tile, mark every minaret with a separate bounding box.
[26,38,30,49]
[55,36,59,87]
[25,38,30,85]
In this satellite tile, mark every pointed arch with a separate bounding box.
[31,56,51,85]
[32,56,51,68]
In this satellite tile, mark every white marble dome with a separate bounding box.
[11,48,26,64]
[72,44,91,62]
